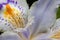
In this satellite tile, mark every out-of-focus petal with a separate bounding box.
[29,0,60,37]
[50,18,60,39]
[0,31,22,40]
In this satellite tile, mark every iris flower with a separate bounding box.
[0,0,60,40]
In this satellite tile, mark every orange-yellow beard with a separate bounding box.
[51,30,60,39]
[3,4,25,28]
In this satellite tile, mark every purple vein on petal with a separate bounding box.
[0,4,3,10]
[7,0,11,3]
[15,1,17,4]
[2,0,15,5]
[2,2,7,5]
[22,29,30,38]
[7,0,14,3]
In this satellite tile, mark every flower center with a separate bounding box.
[3,4,25,29]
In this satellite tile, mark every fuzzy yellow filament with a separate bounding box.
[4,4,25,28]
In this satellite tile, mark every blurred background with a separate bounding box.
[26,0,37,7]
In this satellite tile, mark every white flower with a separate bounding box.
[0,0,60,40]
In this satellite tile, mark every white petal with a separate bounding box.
[0,17,13,31]
[0,31,22,40]
[29,0,60,37]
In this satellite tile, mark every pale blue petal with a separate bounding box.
[22,29,30,38]
[20,28,30,39]
[0,31,22,40]
[29,0,60,37]
[31,33,53,40]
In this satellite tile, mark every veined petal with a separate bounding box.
[29,0,60,37]
[11,0,29,14]
[0,31,22,40]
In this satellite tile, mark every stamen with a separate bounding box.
[6,4,13,13]
[4,4,25,28]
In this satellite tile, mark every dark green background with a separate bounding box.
[56,6,60,19]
